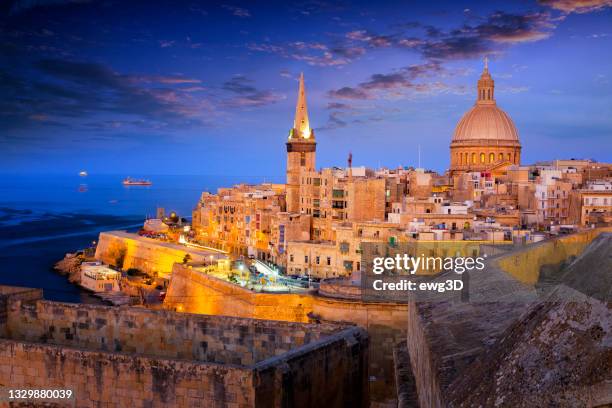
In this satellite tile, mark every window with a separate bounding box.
[499,153,503,161]
[472,153,476,164]
[480,153,485,163]
[300,152,306,166]
[489,153,495,163]
[289,254,294,262]
[327,257,331,266]
[305,256,309,263]
[316,256,320,264]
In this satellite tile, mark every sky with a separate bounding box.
[1,0,611,178]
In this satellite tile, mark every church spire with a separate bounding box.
[292,73,313,140]
[477,56,495,105]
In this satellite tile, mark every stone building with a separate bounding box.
[188,67,612,280]
[449,59,522,176]
[579,179,612,225]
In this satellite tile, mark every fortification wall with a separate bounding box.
[403,227,612,407]
[94,231,214,278]
[312,296,408,403]
[165,264,407,404]
[497,227,612,284]
[0,287,368,407]
[165,263,314,322]
[0,340,254,407]
[6,300,340,366]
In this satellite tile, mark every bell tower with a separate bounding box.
[286,73,316,213]
[477,56,495,105]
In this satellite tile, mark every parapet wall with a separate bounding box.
[95,231,215,278]
[165,263,314,322]
[0,286,368,407]
[0,340,254,407]
[6,299,341,366]
[497,227,612,284]
[404,227,612,407]
[165,264,408,404]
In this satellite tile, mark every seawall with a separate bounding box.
[94,231,222,278]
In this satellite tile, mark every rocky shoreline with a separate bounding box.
[53,252,83,284]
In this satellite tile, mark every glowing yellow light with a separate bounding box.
[302,128,310,139]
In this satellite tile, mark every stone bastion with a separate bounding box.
[0,287,368,407]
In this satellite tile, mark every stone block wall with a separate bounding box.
[312,296,408,404]
[0,286,43,336]
[497,227,612,284]
[165,263,408,405]
[0,340,254,407]
[165,263,314,322]
[94,231,216,278]
[0,287,369,407]
[254,328,369,407]
[6,300,342,366]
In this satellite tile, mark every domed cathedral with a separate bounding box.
[286,73,316,213]
[449,58,521,177]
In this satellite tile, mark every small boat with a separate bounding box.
[79,171,88,177]
[123,177,152,186]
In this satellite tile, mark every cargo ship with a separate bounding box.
[122,177,152,186]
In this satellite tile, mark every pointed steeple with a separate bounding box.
[477,56,495,105]
[291,73,313,140]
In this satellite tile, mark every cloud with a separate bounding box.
[474,11,555,43]
[327,62,442,100]
[341,11,555,63]
[222,5,251,17]
[248,41,354,67]
[328,86,371,100]
[222,75,284,107]
[159,40,176,48]
[418,11,555,61]
[539,0,612,13]
[0,59,211,133]
[279,69,293,78]
[345,30,395,47]
[327,102,352,110]
[136,75,202,85]
[8,0,90,15]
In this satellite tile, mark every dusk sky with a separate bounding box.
[1,0,611,177]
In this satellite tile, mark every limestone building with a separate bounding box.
[449,59,522,176]
[286,73,316,214]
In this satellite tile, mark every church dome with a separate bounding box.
[448,59,522,175]
[452,104,519,143]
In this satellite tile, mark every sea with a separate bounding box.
[0,173,274,303]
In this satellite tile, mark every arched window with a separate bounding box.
[489,153,495,163]
[464,153,468,164]
[471,153,476,164]
[507,153,511,161]
[487,89,491,99]
[480,153,485,163]
[499,153,503,161]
